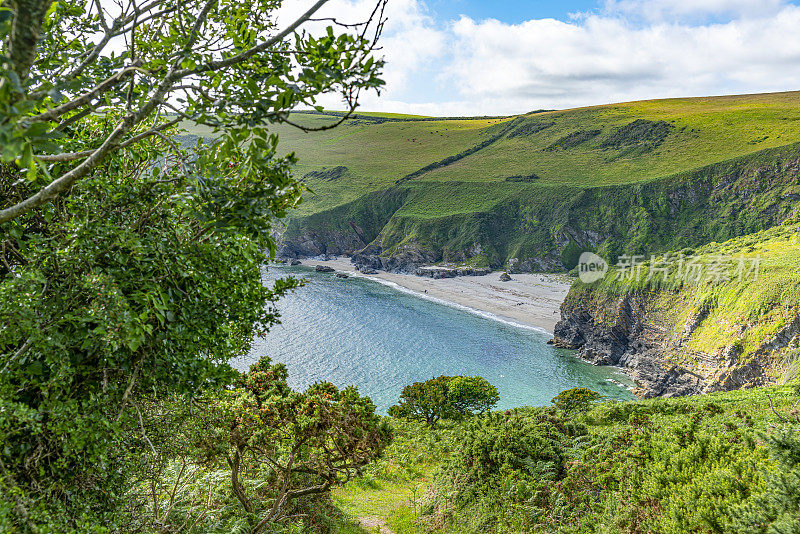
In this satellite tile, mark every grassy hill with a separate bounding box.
[234,91,800,270]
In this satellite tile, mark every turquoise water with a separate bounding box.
[240,265,636,412]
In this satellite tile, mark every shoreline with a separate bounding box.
[301,257,573,334]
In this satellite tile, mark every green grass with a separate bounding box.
[187,91,800,271]
[567,220,800,376]
[186,90,800,215]
[240,91,800,215]
[331,420,455,533]
[425,92,800,186]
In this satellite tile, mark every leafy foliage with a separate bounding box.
[388,375,499,427]
[0,0,386,224]
[424,408,584,532]
[551,387,602,416]
[448,376,500,417]
[337,386,800,534]
[0,0,386,530]
[0,123,301,529]
[732,415,800,533]
[560,241,585,270]
[388,376,451,427]
[128,356,392,533]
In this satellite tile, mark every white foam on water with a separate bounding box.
[353,273,554,336]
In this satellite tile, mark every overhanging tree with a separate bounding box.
[0,0,386,224]
[0,0,386,529]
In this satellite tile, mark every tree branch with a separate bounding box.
[178,0,330,78]
[7,0,53,83]
[0,77,178,224]
[28,64,142,123]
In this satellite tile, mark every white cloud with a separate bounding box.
[278,0,444,111]
[282,0,800,116]
[436,2,800,114]
[603,0,789,22]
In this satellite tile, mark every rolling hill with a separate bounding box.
[246,91,800,272]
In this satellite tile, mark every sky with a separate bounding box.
[282,0,800,115]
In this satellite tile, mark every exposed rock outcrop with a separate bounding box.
[351,243,439,274]
[414,266,491,279]
[553,288,796,398]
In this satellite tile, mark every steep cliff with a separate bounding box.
[280,144,800,273]
[553,223,800,397]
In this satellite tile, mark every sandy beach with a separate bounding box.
[300,258,573,334]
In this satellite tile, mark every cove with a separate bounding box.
[239,264,636,412]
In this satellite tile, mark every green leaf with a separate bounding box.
[26,362,43,376]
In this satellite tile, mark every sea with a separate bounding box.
[239,264,636,413]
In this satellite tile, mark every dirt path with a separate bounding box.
[357,515,396,534]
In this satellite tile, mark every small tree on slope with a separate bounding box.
[389,375,499,426]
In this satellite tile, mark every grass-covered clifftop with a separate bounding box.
[554,221,800,397]
[238,91,800,270]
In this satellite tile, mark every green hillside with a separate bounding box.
[333,384,800,533]
[553,220,800,397]
[254,91,800,270]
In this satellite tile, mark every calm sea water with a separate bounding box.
[239,264,635,412]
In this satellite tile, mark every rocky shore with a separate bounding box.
[551,290,786,398]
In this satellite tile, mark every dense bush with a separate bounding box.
[732,423,800,532]
[0,139,300,530]
[407,387,800,534]
[560,242,586,271]
[423,407,584,531]
[125,356,392,533]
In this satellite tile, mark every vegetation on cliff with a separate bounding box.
[555,220,800,395]
[269,92,800,271]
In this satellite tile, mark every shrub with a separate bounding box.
[561,241,585,270]
[423,409,579,531]
[131,356,392,533]
[732,414,800,533]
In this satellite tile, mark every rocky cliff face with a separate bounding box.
[278,226,365,258]
[553,287,797,398]
[278,147,800,274]
[350,242,440,273]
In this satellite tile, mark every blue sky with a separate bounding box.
[425,0,599,24]
[299,0,800,115]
